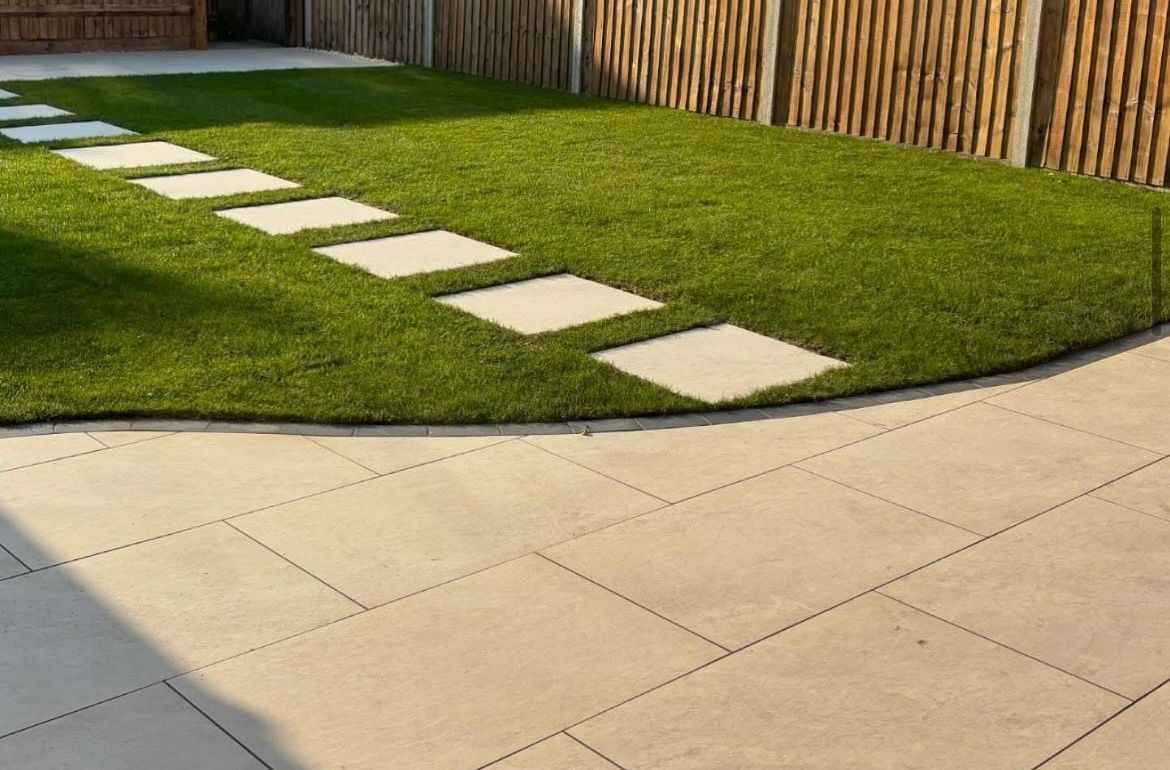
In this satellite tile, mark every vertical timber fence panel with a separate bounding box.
[432,0,575,88]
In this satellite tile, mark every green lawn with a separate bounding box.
[0,65,1165,425]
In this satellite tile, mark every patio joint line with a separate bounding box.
[0,541,30,574]
[0,443,112,477]
[564,732,633,770]
[519,438,673,505]
[983,400,1169,455]
[163,681,276,770]
[0,681,159,743]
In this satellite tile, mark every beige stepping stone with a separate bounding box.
[216,196,396,235]
[173,556,720,770]
[546,467,977,649]
[0,523,357,736]
[53,140,215,169]
[1041,682,1170,769]
[593,323,846,403]
[233,441,661,607]
[0,548,24,580]
[489,735,619,769]
[0,104,71,121]
[989,352,1170,453]
[0,88,16,99]
[0,432,371,569]
[571,594,1124,770]
[531,412,881,502]
[312,434,507,474]
[0,120,136,143]
[437,274,662,334]
[314,229,515,278]
[1094,457,1170,522]
[800,402,1156,535]
[0,685,265,770]
[0,432,102,472]
[885,496,1170,698]
[131,168,299,200]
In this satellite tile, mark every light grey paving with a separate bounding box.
[216,196,396,235]
[54,141,215,169]
[0,104,71,121]
[0,120,136,143]
[437,274,662,334]
[0,89,16,100]
[132,168,300,200]
[0,548,24,580]
[593,323,847,403]
[314,229,515,278]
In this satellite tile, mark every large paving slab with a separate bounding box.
[0,432,371,569]
[233,441,661,607]
[0,431,102,472]
[88,430,172,447]
[487,735,620,769]
[989,352,1170,452]
[1041,683,1170,769]
[1132,334,1170,362]
[131,168,299,199]
[215,196,396,235]
[799,402,1156,535]
[174,556,720,770]
[571,594,1124,770]
[1093,457,1170,522]
[0,523,357,737]
[0,685,265,770]
[0,103,71,121]
[53,140,215,169]
[314,229,515,278]
[885,496,1170,698]
[0,120,136,143]
[836,382,1027,429]
[593,323,846,403]
[530,412,881,502]
[546,467,977,649]
[0,88,16,99]
[0,548,24,580]
[311,434,507,474]
[437,274,662,334]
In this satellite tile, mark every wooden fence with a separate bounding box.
[303,0,1170,187]
[0,0,207,53]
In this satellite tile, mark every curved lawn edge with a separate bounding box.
[8,324,1165,440]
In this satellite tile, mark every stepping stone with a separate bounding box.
[0,104,72,121]
[131,168,299,200]
[592,323,847,403]
[314,230,514,278]
[54,141,215,169]
[0,89,16,100]
[437,274,662,334]
[0,120,136,143]
[216,196,396,235]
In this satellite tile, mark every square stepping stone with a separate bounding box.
[0,89,17,100]
[592,323,846,403]
[216,196,396,235]
[0,104,72,121]
[54,141,215,169]
[314,229,514,278]
[437,274,662,334]
[0,120,136,143]
[131,168,299,200]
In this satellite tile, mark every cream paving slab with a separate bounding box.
[0,432,371,569]
[488,735,620,769]
[0,89,16,99]
[0,523,358,737]
[174,556,720,770]
[0,431,103,472]
[233,441,661,607]
[0,548,24,580]
[215,196,396,235]
[1093,457,1170,522]
[131,168,299,200]
[571,594,1125,770]
[53,140,215,169]
[0,120,136,143]
[885,496,1170,698]
[0,685,264,770]
[0,103,71,121]
[546,467,978,649]
[529,411,881,502]
[1131,333,1170,362]
[989,352,1170,452]
[314,229,515,278]
[593,323,847,403]
[799,402,1156,535]
[311,434,507,474]
[1041,684,1170,769]
[836,382,1026,430]
[436,274,663,334]
[88,430,172,447]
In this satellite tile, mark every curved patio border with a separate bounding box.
[6,324,1165,439]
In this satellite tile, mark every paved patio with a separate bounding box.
[1,334,1167,768]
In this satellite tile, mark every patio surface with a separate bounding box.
[1,334,1168,769]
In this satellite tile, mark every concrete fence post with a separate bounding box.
[570,0,585,94]
[1009,0,1046,166]
[756,0,783,125]
[423,0,435,68]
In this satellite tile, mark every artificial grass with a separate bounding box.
[0,65,1165,425]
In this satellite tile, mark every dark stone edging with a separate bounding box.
[5,325,1165,439]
